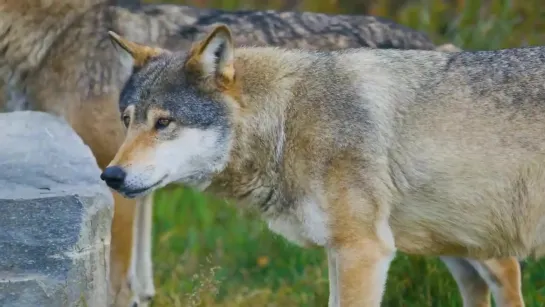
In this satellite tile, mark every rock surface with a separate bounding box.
[0,111,114,307]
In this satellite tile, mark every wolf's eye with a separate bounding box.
[122,115,130,128]
[155,118,172,130]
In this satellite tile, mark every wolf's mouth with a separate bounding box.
[122,175,168,198]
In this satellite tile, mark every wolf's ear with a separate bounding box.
[108,31,166,68]
[185,24,235,83]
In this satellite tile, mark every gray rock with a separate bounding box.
[0,111,114,307]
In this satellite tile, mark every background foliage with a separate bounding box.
[139,0,545,306]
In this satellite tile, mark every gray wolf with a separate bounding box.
[103,25,537,306]
[0,0,519,305]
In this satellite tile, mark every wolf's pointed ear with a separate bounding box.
[185,24,235,83]
[108,31,166,68]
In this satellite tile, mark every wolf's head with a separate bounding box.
[102,25,240,198]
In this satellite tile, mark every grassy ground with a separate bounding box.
[141,0,545,306]
[150,188,545,307]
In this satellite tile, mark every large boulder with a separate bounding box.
[0,111,114,307]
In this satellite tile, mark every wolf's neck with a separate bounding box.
[208,48,312,211]
[209,102,288,214]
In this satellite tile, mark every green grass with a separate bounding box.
[140,0,545,305]
[150,188,545,307]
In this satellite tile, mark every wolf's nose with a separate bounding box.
[100,166,127,190]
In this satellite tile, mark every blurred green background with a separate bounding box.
[139,0,545,306]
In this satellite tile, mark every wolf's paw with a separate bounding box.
[127,272,155,307]
[129,295,153,307]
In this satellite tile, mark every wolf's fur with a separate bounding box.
[103,25,539,306]
[112,3,439,51]
[0,1,520,306]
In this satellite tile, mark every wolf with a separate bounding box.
[102,25,539,307]
[0,1,520,306]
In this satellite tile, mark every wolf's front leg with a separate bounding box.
[328,220,396,307]
[128,193,156,307]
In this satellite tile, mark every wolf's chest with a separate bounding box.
[265,198,331,248]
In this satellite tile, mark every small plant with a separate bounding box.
[186,257,222,307]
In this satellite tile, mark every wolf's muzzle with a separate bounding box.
[100,166,127,190]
